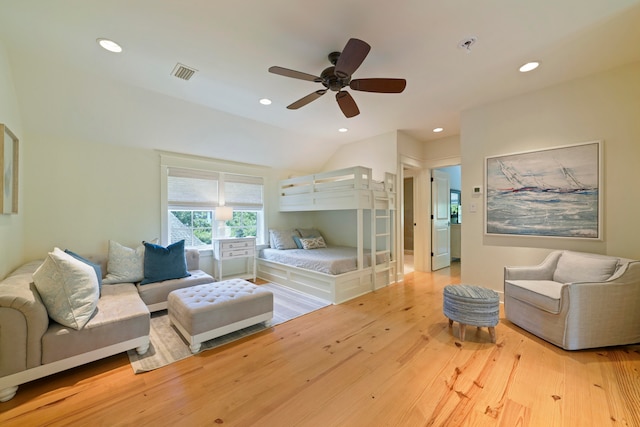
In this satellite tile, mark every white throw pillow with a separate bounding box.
[103,240,146,283]
[300,236,327,250]
[33,248,99,330]
[553,252,619,284]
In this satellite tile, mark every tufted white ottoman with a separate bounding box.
[167,279,273,353]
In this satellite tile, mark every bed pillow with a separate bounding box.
[103,240,147,284]
[300,236,327,250]
[553,252,619,283]
[33,248,100,330]
[140,240,191,285]
[296,228,323,239]
[269,229,298,250]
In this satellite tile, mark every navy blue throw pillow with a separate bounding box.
[140,240,191,285]
[64,249,103,294]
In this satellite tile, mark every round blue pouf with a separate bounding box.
[443,284,499,343]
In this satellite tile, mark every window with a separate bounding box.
[450,189,461,224]
[165,165,264,248]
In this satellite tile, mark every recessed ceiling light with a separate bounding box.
[259,98,272,105]
[338,128,348,133]
[433,127,444,133]
[97,38,122,53]
[519,61,539,73]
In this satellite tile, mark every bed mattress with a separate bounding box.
[260,246,387,275]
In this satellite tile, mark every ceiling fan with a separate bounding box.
[268,38,406,118]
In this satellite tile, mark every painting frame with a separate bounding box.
[485,141,602,239]
[1,124,19,215]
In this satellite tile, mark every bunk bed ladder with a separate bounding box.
[371,194,392,290]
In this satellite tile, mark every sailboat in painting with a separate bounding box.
[496,159,596,195]
[486,142,600,238]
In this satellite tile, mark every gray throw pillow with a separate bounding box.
[269,229,298,250]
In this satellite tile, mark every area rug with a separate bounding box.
[127,283,329,373]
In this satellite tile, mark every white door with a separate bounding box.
[431,169,451,270]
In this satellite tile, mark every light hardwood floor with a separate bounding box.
[1,264,639,426]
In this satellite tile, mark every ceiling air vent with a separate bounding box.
[171,63,198,81]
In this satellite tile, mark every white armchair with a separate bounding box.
[504,250,640,350]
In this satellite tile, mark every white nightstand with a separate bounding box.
[212,237,256,282]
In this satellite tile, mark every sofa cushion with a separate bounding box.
[103,240,146,284]
[140,240,191,285]
[41,283,150,364]
[553,252,619,284]
[137,270,214,308]
[505,280,563,314]
[33,248,100,330]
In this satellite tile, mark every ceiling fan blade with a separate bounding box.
[287,90,327,110]
[335,38,371,79]
[269,66,321,82]
[350,78,407,93]
[336,91,360,118]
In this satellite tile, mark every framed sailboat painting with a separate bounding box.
[485,141,602,239]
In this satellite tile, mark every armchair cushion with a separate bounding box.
[553,251,618,283]
[505,280,562,314]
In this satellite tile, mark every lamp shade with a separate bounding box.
[215,206,233,221]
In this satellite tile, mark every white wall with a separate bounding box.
[423,135,461,166]
[20,132,306,270]
[0,41,24,278]
[461,61,640,295]
[397,131,424,163]
[22,135,161,260]
[322,131,398,180]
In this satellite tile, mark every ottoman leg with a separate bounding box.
[459,323,466,342]
[489,327,496,343]
[448,318,453,327]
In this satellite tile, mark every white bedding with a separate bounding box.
[260,246,388,275]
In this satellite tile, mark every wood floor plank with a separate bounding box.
[1,264,639,426]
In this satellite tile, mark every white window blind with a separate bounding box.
[167,167,263,210]
[223,173,264,210]
[167,168,219,209]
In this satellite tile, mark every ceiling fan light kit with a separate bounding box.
[269,38,406,118]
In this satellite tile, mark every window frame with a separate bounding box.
[160,153,269,248]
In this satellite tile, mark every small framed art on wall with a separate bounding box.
[1,124,19,214]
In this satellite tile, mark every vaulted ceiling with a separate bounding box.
[1,0,640,171]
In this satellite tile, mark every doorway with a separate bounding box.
[403,174,415,274]
[432,165,461,270]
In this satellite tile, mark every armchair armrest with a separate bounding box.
[563,261,640,348]
[504,251,563,281]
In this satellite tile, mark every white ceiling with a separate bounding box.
[1,0,640,172]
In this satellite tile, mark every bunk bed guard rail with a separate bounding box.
[279,166,396,211]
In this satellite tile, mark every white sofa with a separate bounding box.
[504,250,640,350]
[0,248,213,402]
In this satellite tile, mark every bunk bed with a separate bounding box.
[256,166,397,304]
